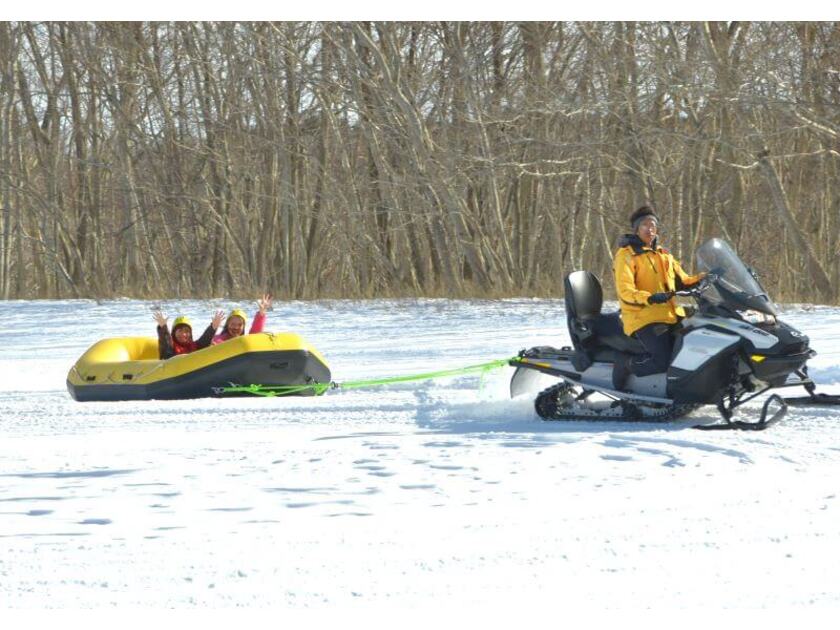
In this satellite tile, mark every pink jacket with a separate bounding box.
[212,311,266,345]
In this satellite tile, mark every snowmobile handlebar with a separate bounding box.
[674,272,719,299]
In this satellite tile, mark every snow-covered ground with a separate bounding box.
[1,298,839,608]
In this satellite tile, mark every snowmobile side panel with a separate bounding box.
[668,350,740,404]
[624,373,670,399]
[670,328,742,372]
[682,315,778,350]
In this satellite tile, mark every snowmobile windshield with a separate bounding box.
[695,238,778,316]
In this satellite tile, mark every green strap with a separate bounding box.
[219,356,520,397]
[219,382,332,397]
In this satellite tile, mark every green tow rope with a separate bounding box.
[219,356,519,398]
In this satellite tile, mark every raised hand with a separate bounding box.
[257,293,273,314]
[153,310,168,328]
[211,309,225,330]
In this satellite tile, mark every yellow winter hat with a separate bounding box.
[172,315,192,330]
[227,309,247,324]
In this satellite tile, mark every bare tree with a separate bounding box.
[0,21,838,302]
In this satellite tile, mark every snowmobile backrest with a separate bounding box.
[564,271,603,321]
[564,270,604,358]
[564,270,645,362]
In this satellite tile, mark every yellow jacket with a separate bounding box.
[613,235,703,336]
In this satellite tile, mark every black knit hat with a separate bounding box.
[630,206,659,231]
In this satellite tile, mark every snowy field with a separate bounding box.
[1,297,840,609]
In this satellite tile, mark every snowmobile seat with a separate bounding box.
[564,271,645,368]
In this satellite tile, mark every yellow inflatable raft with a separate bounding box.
[67,332,330,401]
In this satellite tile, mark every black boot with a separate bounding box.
[612,354,633,391]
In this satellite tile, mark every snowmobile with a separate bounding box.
[509,238,840,430]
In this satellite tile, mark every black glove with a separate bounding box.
[648,292,672,305]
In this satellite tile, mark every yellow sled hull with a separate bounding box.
[67,332,330,401]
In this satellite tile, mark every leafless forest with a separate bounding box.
[1,22,839,302]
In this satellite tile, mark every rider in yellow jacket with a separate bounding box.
[611,206,704,389]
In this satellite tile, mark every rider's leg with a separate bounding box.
[631,323,674,377]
